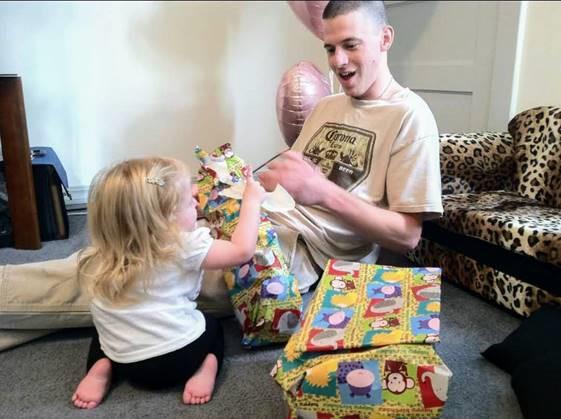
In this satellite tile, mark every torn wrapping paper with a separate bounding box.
[195,143,302,347]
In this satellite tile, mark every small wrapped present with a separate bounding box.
[195,143,303,347]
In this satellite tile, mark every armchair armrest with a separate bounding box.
[439,132,516,194]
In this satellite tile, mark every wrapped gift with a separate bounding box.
[195,143,303,347]
[272,260,452,418]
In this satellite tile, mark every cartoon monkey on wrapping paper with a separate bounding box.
[382,360,415,395]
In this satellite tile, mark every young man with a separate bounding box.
[260,0,443,291]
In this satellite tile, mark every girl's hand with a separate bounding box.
[242,166,266,206]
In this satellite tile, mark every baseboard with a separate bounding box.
[64,185,88,210]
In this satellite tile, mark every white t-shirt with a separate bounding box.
[268,89,442,286]
[90,227,213,363]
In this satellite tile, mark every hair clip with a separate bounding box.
[145,176,165,187]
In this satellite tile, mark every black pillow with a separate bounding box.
[511,351,561,419]
[481,304,561,374]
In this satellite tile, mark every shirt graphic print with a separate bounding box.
[303,123,375,191]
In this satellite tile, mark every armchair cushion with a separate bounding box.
[439,132,515,194]
[435,192,561,268]
[508,106,561,208]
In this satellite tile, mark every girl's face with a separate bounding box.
[175,178,199,232]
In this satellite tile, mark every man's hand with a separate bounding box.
[258,152,424,253]
[257,151,331,206]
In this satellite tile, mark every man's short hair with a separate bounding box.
[322,1,388,28]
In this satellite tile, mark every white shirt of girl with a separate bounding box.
[90,227,213,363]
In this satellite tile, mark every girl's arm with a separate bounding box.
[201,173,265,270]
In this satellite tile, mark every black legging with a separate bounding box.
[86,313,224,390]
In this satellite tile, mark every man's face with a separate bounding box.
[323,10,386,100]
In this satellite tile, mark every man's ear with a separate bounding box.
[380,25,394,52]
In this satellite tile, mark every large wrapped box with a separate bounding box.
[272,260,452,418]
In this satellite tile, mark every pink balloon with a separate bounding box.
[276,61,331,147]
[287,1,329,40]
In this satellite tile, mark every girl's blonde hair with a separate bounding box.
[78,157,191,304]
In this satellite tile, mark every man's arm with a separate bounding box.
[319,178,423,253]
[258,151,423,253]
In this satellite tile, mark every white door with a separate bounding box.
[387,1,523,133]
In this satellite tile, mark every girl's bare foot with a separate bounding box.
[72,358,112,409]
[183,353,218,405]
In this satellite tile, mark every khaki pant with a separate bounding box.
[0,226,320,351]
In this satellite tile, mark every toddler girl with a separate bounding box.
[71,157,265,409]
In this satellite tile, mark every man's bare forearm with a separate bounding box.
[319,179,422,253]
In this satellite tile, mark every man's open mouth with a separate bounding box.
[339,71,356,81]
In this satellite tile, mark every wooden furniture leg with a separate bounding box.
[0,75,41,249]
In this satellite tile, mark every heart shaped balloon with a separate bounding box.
[276,61,331,147]
[287,1,329,40]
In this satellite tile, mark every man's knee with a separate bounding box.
[197,270,232,318]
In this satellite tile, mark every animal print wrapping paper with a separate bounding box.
[195,143,303,347]
[272,260,452,418]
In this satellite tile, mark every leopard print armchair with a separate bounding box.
[440,132,516,195]
[409,106,561,317]
[509,107,561,208]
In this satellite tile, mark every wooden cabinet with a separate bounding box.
[0,75,41,249]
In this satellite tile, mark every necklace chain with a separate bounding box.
[375,76,394,100]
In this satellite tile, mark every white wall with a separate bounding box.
[0,1,328,202]
[513,1,561,115]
